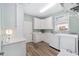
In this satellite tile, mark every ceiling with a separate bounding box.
[22,3,77,18]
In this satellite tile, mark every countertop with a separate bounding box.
[55,33,78,38]
[3,38,26,46]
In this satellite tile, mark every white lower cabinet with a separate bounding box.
[48,34,60,50]
[3,41,26,56]
[48,33,78,55]
[33,32,42,43]
[59,34,78,54]
[33,32,78,55]
[60,36,76,53]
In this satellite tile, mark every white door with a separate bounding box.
[60,35,76,54]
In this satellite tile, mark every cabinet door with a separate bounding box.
[60,35,76,53]
[45,17,53,29]
[34,18,45,29]
[3,42,26,56]
[33,32,42,43]
[34,18,40,29]
[1,4,16,29]
[38,33,48,43]
[34,17,53,29]
[40,19,46,29]
[48,34,60,50]
[40,17,53,29]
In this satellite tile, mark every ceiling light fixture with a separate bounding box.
[40,3,56,13]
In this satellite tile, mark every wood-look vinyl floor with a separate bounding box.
[26,41,59,56]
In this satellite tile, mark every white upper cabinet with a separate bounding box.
[1,4,16,29]
[45,17,53,29]
[0,4,24,38]
[34,17,53,29]
[40,19,46,29]
[34,17,40,29]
